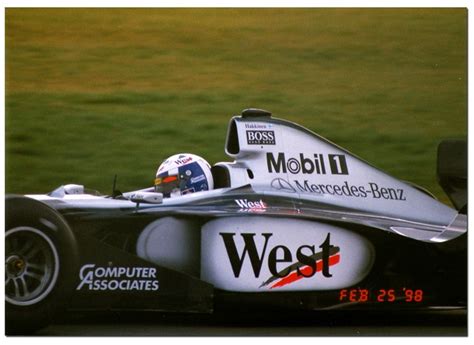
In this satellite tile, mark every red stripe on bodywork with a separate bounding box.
[270,254,340,289]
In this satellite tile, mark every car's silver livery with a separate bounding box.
[5,109,467,334]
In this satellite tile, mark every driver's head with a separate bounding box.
[154,153,214,198]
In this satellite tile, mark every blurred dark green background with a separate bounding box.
[5,8,467,204]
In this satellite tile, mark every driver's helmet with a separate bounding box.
[154,153,214,198]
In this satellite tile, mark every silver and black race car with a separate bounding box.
[5,109,467,334]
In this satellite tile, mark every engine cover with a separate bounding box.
[201,217,374,292]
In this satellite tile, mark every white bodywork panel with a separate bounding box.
[218,117,459,230]
[201,217,374,292]
[136,217,201,277]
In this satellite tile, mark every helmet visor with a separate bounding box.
[154,175,181,194]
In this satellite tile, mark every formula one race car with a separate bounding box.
[5,109,467,334]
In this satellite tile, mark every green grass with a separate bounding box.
[6,9,467,204]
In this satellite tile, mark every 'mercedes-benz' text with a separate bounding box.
[271,178,406,201]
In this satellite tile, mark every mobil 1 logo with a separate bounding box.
[246,130,276,145]
[267,152,349,175]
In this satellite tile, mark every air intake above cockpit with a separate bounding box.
[241,108,272,118]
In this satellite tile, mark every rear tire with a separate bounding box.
[5,195,79,334]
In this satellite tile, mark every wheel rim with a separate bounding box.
[5,227,60,306]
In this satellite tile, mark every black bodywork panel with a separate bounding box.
[60,206,466,313]
[69,232,214,313]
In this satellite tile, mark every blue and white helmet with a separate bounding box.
[154,153,214,198]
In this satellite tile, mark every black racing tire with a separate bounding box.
[5,195,79,335]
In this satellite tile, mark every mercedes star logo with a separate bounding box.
[271,178,297,193]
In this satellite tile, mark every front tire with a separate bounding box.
[5,195,79,334]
